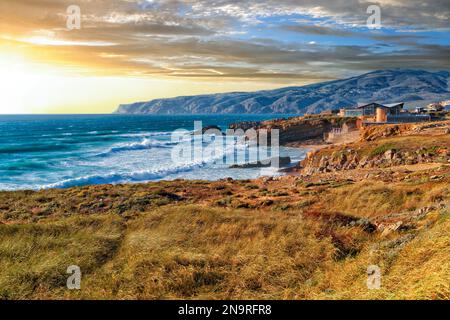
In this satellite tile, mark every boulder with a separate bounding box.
[384,149,396,160]
[230,156,291,169]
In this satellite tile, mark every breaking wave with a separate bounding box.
[118,132,174,138]
[98,138,178,156]
[43,140,244,189]
[42,162,207,189]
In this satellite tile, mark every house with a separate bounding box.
[321,109,340,116]
[340,108,363,117]
[341,102,431,126]
[341,102,403,120]
[357,102,404,122]
[320,109,333,115]
[427,103,444,112]
[415,107,426,114]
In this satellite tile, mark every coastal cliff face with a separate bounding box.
[302,144,449,175]
[301,121,450,175]
[229,116,357,145]
[259,118,333,144]
[115,69,450,115]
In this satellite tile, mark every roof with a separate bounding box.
[357,102,404,109]
[383,103,404,108]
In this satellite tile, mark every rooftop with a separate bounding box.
[357,102,404,109]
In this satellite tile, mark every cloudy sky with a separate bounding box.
[0,0,449,113]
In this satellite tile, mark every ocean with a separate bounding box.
[0,114,306,191]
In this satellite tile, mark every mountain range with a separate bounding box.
[114,69,450,115]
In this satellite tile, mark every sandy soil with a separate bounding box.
[285,130,360,151]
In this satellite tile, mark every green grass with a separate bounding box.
[369,143,397,158]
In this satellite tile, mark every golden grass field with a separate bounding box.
[0,129,449,300]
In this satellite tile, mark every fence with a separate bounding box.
[386,114,431,123]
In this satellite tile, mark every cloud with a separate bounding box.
[0,0,448,83]
[281,23,427,45]
[282,24,355,37]
[186,0,450,29]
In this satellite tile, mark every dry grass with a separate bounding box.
[305,212,449,300]
[0,215,124,299]
[322,180,449,218]
[0,197,447,299]
[0,128,448,300]
[42,206,342,299]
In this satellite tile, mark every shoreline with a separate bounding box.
[0,118,448,300]
[1,116,447,192]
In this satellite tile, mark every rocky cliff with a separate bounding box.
[229,116,357,145]
[301,122,450,175]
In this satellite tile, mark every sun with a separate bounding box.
[0,52,37,114]
[0,50,79,114]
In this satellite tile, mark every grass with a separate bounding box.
[0,128,448,299]
[0,215,124,299]
[77,206,338,299]
[0,175,447,299]
[0,199,447,299]
[321,181,449,217]
[305,213,450,300]
[369,143,397,158]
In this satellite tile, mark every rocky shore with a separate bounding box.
[0,116,448,300]
[229,115,358,145]
[300,120,450,176]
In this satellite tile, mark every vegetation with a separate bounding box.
[369,143,397,158]
[0,123,448,300]
[0,170,448,299]
[307,132,449,165]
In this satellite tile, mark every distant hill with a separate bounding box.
[114,69,450,115]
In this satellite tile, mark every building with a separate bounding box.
[427,103,444,112]
[321,109,340,116]
[357,102,404,120]
[341,102,431,126]
[340,108,362,117]
[320,109,333,115]
[341,102,403,120]
[427,100,450,112]
[415,107,426,114]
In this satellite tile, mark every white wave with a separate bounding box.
[41,161,207,189]
[99,138,178,156]
[118,131,173,138]
[42,138,242,189]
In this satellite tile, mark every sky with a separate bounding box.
[0,0,449,114]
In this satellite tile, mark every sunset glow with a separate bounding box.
[0,0,448,114]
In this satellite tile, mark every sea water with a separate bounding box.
[0,114,306,190]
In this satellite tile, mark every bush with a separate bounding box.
[369,143,397,158]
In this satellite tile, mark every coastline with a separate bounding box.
[0,114,303,191]
[0,117,449,299]
[3,0,450,301]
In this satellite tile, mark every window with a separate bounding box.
[363,104,375,115]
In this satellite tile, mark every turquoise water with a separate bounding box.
[0,114,305,190]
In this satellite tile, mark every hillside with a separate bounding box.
[115,70,450,115]
[0,121,448,300]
